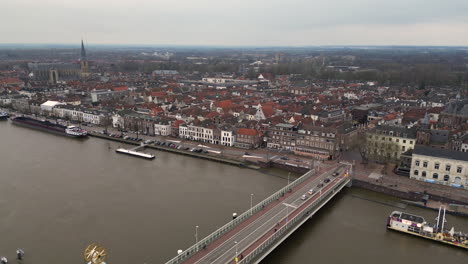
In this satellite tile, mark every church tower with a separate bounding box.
[80,40,90,78]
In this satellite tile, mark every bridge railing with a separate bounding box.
[239,176,351,264]
[165,168,316,264]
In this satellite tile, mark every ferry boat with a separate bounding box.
[10,116,88,138]
[0,112,9,120]
[387,207,468,249]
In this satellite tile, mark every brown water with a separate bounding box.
[0,121,466,264]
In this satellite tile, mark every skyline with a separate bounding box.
[2,0,468,46]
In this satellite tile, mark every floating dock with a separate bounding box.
[115,146,155,159]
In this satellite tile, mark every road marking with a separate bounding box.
[194,167,346,264]
[282,203,298,209]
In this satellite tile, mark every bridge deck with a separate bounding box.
[172,163,350,264]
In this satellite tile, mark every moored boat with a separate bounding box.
[10,116,88,138]
[0,111,9,120]
[387,206,468,249]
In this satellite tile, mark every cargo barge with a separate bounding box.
[10,116,88,138]
[387,206,468,249]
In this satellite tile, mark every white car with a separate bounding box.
[307,189,314,195]
[301,195,307,200]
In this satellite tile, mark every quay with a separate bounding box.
[165,163,352,264]
[89,132,259,169]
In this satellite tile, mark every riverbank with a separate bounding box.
[89,132,261,169]
[350,162,468,211]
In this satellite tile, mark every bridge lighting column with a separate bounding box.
[195,225,199,244]
[234,241,238,263]
[250,193,254,216]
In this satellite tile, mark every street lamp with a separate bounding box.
[250,193,254,216]
[195,225,199,244]
[234,241,238,263]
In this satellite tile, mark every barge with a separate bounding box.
[387,206,468,249]
[10,116,88,138]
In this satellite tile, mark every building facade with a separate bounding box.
[410,146,468,189]
[365,125,417,162]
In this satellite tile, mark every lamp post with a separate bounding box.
[250,193,254,216]
[287,172,290,186]
[195,225,199,244]
[234,241,238,263]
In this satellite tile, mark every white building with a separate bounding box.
[410,146,468,189]
[154,122,172,136]
[40,100,65,112]
[221,130,235,146]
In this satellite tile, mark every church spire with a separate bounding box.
[81,39,87,61]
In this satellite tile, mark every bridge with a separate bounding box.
[165,162,353,264]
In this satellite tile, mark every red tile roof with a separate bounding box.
[237,128,260,136]
[113,86,128,92]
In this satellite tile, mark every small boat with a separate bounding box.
[0,112,9,120]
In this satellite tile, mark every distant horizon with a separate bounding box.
[1,43,468,49]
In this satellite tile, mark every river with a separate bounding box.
[0,121,466,264]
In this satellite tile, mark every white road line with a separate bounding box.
[196,167,346,264]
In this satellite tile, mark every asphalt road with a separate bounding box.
[192,164,348,264]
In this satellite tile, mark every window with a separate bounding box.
[368,135,372,139]
[396,139,399,143]
[410,141,413,144]
[444,175,450,182]
[423,161,428,168]
[446,164,451,172]
[382,137,385,140]
[422,171,426,177]
[415,160,420,166]
[433,173,438,179]
[414,170,419,176]
[403,140,406,143]
[457,167,462,173]
[435,163,440,170]
[402,146,406,151]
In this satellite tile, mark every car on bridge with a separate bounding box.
[324,178,331,183]
[301,194,307,200]
[332,171,339,177]
[317,183,324,188]
[307,189,315,195]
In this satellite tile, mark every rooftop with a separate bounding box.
[413,145,468,162]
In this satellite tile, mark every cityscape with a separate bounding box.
[0,1,467,264]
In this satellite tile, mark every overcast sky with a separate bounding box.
[2,0,468,46]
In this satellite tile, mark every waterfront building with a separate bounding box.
[234,128,263,149]
[154,120,172,136]
[266,123,297,150]
[365,125,417,162]
[294,124,341,160]
[410,146,468,188]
